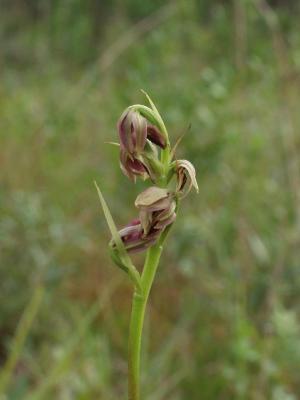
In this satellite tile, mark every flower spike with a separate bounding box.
[95,91,199,400]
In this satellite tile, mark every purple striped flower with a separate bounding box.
[110,219,156,254]
[135,186,176,240]
[117,109,167,181]
[110,187,176,254]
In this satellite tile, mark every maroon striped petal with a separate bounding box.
[147,125,167,149]
[118,109,147,155]
[120,149,148,181]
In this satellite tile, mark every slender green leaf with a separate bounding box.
[0,285,44,395]
[94,181,128,260]
[94,181,142,290]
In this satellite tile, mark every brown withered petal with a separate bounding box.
[135,186,170,209]
[176,159,199,197]
[155,201,176,222]
[144,196,174,212]
[139,209,153,236]
[135,186,176,239]
[154,211,176,230]
[152,199,176,230]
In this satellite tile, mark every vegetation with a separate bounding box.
[1,1,300,399]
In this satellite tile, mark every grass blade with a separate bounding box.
[0,285,44,395]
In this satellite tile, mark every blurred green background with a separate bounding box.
[1,0,300,399]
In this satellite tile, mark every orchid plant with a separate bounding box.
[95,91,198,400]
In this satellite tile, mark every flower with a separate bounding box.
[110,187,176,255]
[118,109,167,181]
[119,150,149,181]
[111,219,157,254]
[175,160,199,197]
[135,186,176,238]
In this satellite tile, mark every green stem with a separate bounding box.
[128,241,164,400]
[128,115,171,399]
